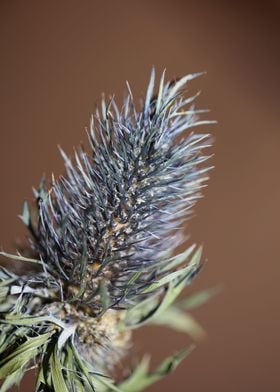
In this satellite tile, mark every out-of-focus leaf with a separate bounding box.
[177,287,221,310]
[119,346,194,392]
[94,375,123,392]
[141,265,192,294]
[160,244,196,273]
[117,356,150,391]
[120,295,159,330]
[99,279,110,313]
[149,306,206,341]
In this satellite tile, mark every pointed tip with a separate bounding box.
[144,67,156,115]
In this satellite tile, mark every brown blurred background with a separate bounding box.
[0,1,279,391]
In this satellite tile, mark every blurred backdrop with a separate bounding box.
[0,1,279,391]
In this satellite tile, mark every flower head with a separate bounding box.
[32,69,212,309]
[0,69,214,391]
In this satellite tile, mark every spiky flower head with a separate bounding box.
[0,69,214,391]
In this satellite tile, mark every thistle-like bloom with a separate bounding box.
[0,70,214,391]
[34,69,212,306]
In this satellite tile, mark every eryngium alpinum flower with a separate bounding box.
[0,69,214,391]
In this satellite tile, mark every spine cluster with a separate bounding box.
[29,70,212,312]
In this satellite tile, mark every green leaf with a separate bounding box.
[0,331,53,368]
[0,251,42,265]
[94,375,123,392]
[0,368,24,392]
[117,356,150,391]
[0,267,17,280]
[50,348,68,392]
[143,245,202,293]
[119,347,194,392]
[149,306,206,341]
[4,314,67,329]
[71,343,96,391]
[124,246,203,329]
[128,271,143,286]
[0,369,24,392]
[79,240,88,280]
[63,345,86,392]
[0,351,34,380]
[0,326,28,356]
[0,331,54,381]
[119,295,159,330]
[148,346,194,382]
[177,287,221,310]
[99,279,110,314]
[160,244,196,273]
[35,365,46,392]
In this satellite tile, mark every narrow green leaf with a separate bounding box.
[63,345,85,392]
[143,245,202,293]
[0,348,37,379]
[0,368,24,392]
[50,348,68,392]
[153,346,194,377]
[149,306,206,340]
[117,356,150,391]
[79,241,88,280]
[94,375,123,392]
[0,267,17,281]
[177,287,221,310]
[4,314,67,329]
[120,295,159,330]
[99,280,110,313]
[119,347,194,392]
[0,251,42,265]
[160,244,196,273]
[71,343,96,391]
[35,365,46,392]
[0,331,54,367]
[124,247,203,329]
